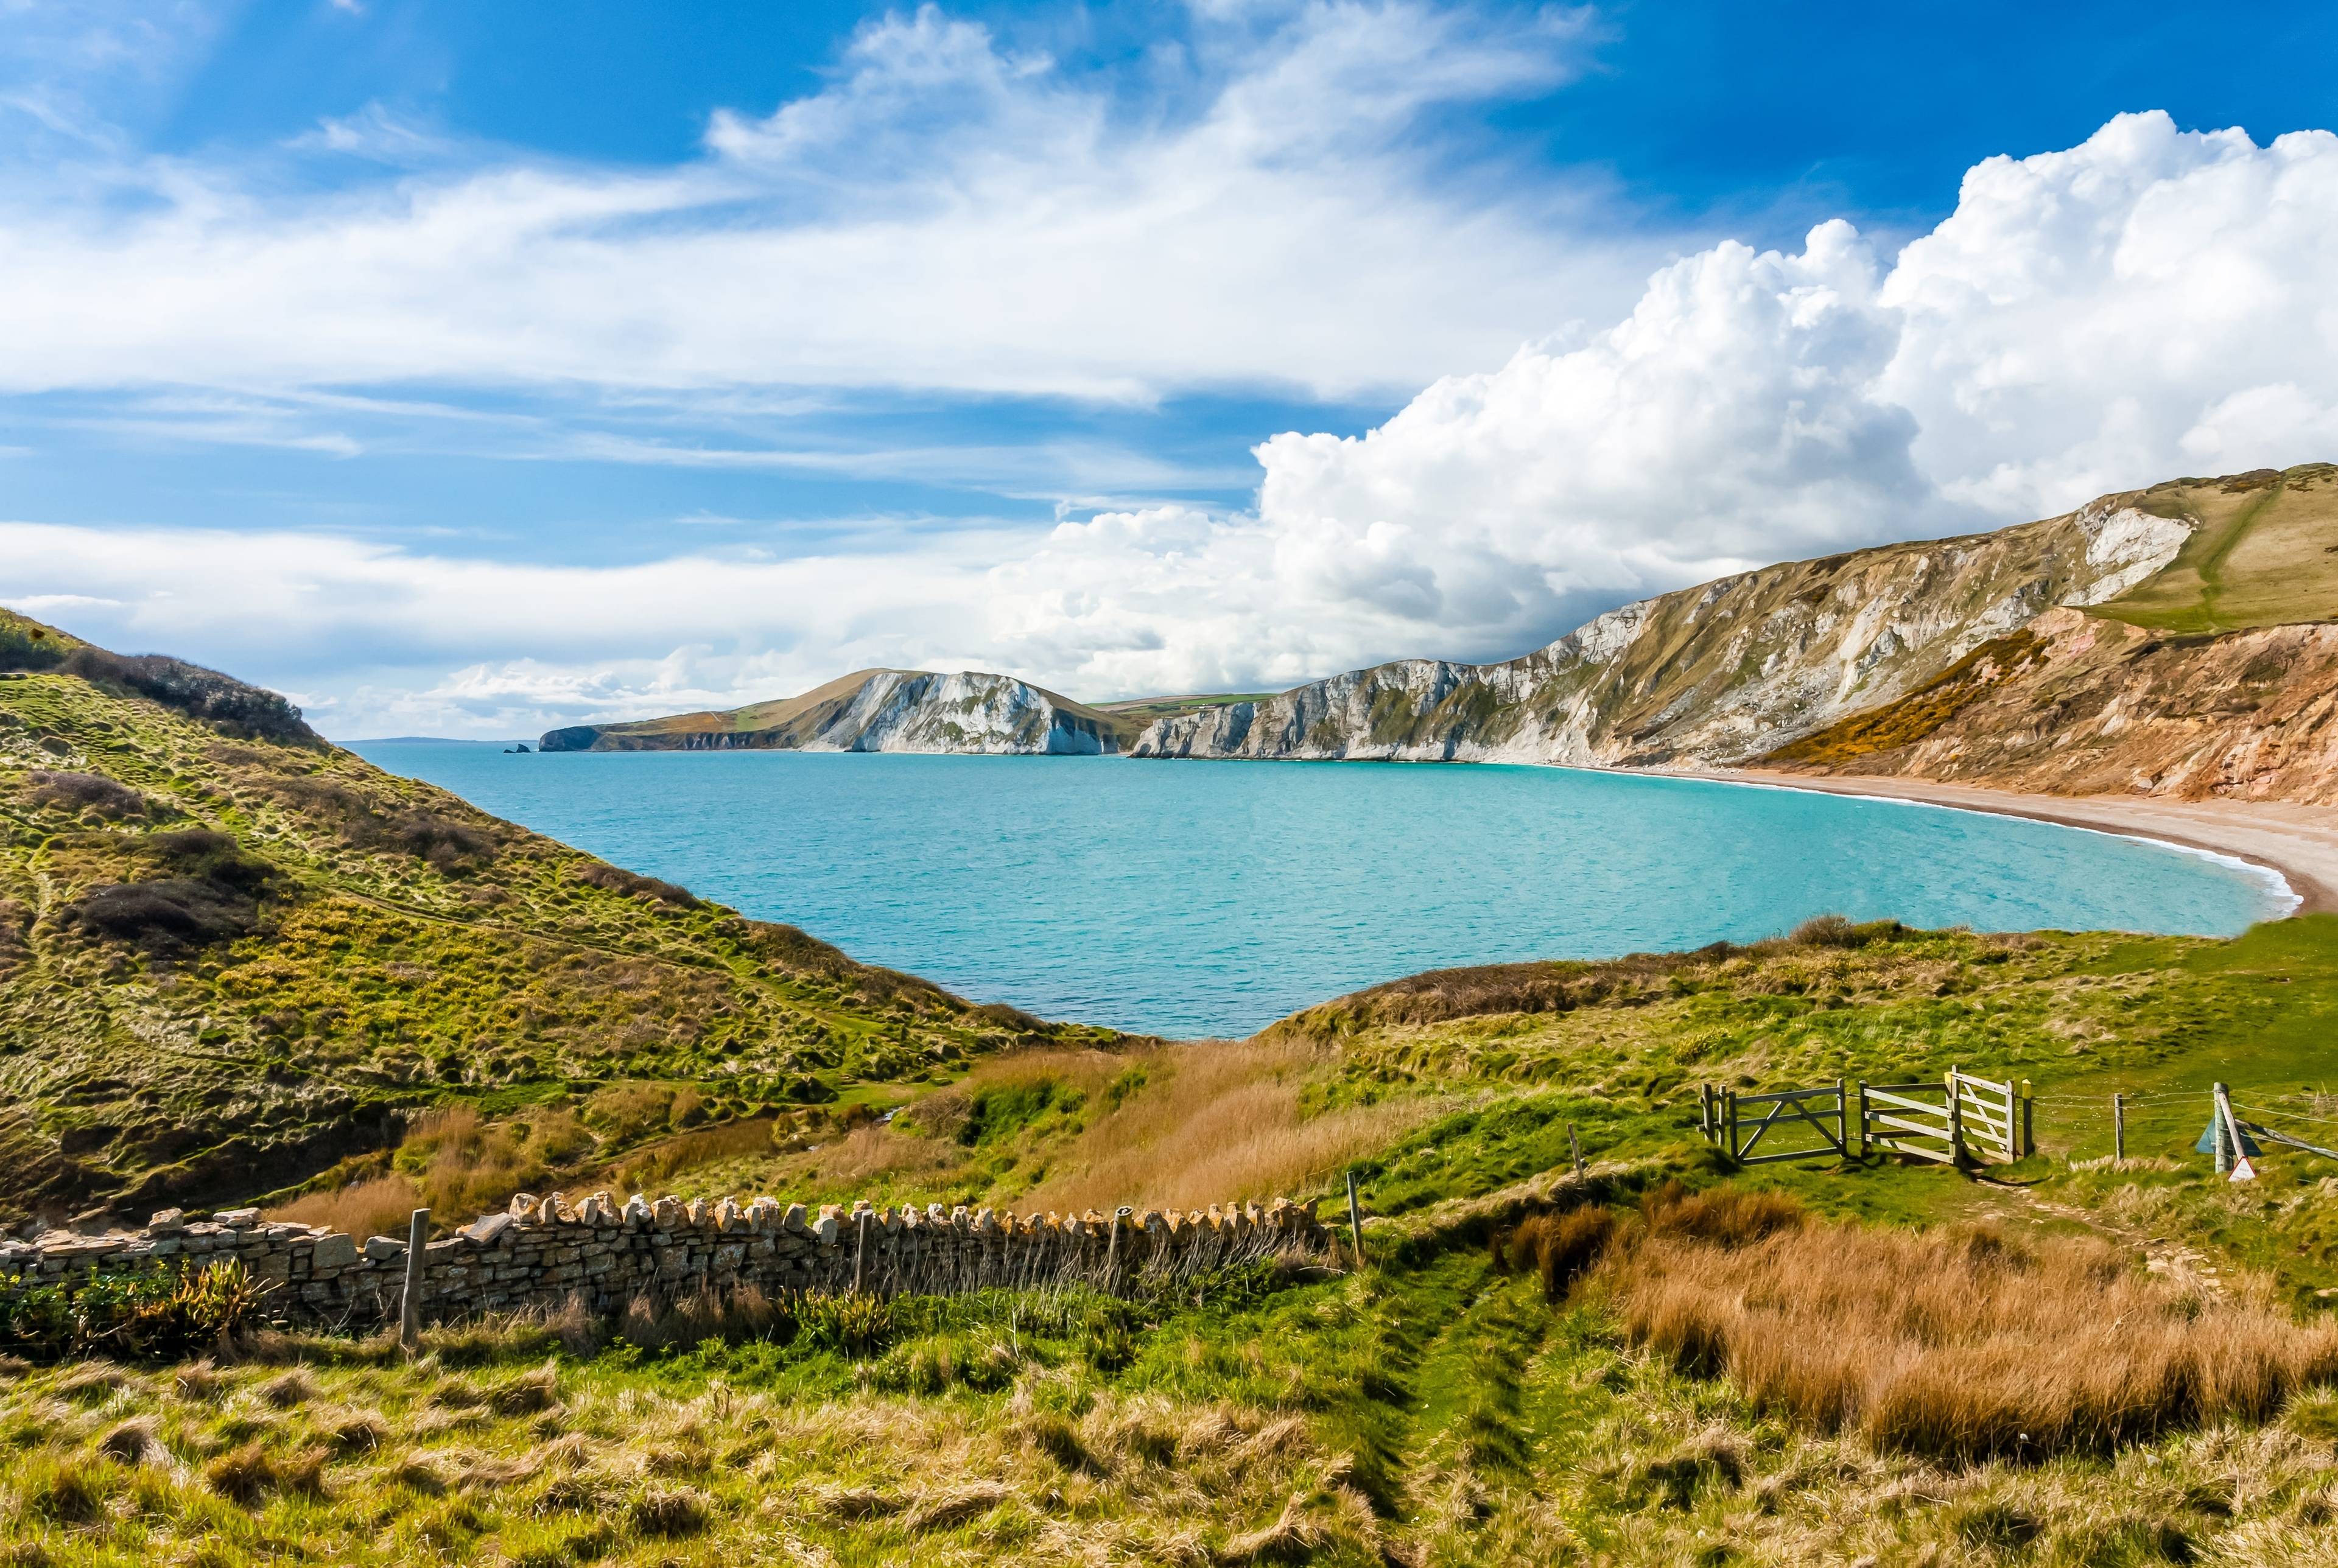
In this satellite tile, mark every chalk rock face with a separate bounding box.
[542,669,1128,756]
[1132,491,2194,770]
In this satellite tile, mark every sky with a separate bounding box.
[2,0,2336,739]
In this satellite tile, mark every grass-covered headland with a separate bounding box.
[10,612,2338,1563]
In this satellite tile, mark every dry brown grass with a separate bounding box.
[1025,1039,1441,1214]
[605,1117,780,1193]
[1497,1206,1616,1301]
[270,1171,423,1242]
[269,1104,595,1233]
[772,1123,961,1189]
[1606,1207,2338,1462]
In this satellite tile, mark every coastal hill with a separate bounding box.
[0,609,1113,1225]
[542,668,1143,755]
[1131,464,2338,802]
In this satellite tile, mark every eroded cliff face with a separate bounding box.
[543,670,1127,756]
[1133,495,2192,768]
[1766,608,2338,805]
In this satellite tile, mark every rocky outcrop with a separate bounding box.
[1133,494,2192,768]
[543,669,1135,756]
[1,1192,1330,1327]
[1766,607,2338,805]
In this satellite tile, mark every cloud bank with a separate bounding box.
[0,2,1634,405]
[5,25,2337,741]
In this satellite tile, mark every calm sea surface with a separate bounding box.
[353,744,2292,1039]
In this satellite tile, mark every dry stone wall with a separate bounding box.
[0,1191,1331,1330]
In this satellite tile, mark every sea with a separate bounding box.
[353,743,2296,1040]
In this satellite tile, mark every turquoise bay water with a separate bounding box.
[354,744,2291,1040]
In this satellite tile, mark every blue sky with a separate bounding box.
[2,0,2336,736]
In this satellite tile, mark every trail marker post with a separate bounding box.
[399,1208,428,1351]
[1344,1170,1364,1267]
[2113,1093,2125,1161]
[2213,1083,2232,1174]
[852,1211,868,1295]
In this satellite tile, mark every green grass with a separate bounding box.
[2094,463,2338,634]
[0,618,1115,1224]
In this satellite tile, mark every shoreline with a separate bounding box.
[1700,769,2337,918]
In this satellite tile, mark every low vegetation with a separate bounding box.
[16,607,2338,1560]
[0,609,1115,1223]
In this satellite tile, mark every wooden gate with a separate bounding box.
[1701,1080,1852,1166]
[1859,1069,2032,1166]
[1859,1080,1959,1164]
[1704,1069,2034,1169]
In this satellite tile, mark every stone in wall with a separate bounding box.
[0,1191,1331,1331]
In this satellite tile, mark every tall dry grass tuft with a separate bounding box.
[606,1118,779,1193]
[1497,1207,1616,1301]
[1605,1213,2338,1461]
[1024,1040,1439,1214]
[270,1172,424,1242]
[270,1105,593,1233]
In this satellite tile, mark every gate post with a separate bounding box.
[1835,1077,1851,1159]
[2212,1082,2231,1174]
[2018,1080,2034,1158]
[1725,1089,1739,1163]
[1946,1069,1965,1166]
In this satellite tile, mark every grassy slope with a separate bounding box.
[2097,463,2338,634]
[0,617,1112,1224]
[1094,692,1285,725]
[11,914,2338,1563]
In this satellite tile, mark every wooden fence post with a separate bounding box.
[1835,1077,1850,1159]
[399,1208,428,1351]
[1725,1089,1739,1163]
[1344,1171,1365,1267]
[2113,1093,2125,1161]
[2019,1080,2034,1158]
[1946,1069,1965,1166]
[852,1211,868,1294]
[2212,1083,2231,1174]
[1568,1122,1584,1179]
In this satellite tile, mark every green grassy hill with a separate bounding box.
[0,611,1112,1225]
[2094,462,2338,634]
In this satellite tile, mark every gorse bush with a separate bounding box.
[0,1261,269,1362]
[26,769,152,821]
[57,645,320,746]
[61,828,283,954]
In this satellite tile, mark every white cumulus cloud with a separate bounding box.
[1239,111,2338,663]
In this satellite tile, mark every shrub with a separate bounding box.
[574,862,700,908]
[268,775,498,872]
[58,645,319,746]
[0,1261,270,1363]
[1789,913,1904,948]
[26,770,150,821]
[63,830,281,954]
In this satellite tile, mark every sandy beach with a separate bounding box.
[1703,771,2338,916]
